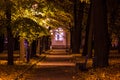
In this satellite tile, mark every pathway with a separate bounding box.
[22,49,76,80]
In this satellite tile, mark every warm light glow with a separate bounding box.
[54,28,64,41]
[32,3,38,10]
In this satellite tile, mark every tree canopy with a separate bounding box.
[12,17,49,44]
[10,0,75,44]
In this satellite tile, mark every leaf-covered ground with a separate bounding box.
[0,52,120,80]
[0,64,29,80]
[75,58,120,80]
[0,54,41,80]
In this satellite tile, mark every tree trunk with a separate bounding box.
[92,0,109,67]
[5,0,14,65]
[0,34,4,53]
[40,37,43,54]
[70,26,73,52]
[14,37,19,50]
[72,0,84,53]
[26,45,30,63]
[42,36,46,53]
[7,26,14,65]
[31,40,37,57]
[20,38,25,62]
[82,3,93,57]
[87,2,94,58]
[36,39,40,54]
[45,36,50,51]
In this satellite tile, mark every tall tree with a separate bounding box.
[0,0,6,52]
[5,0,14,65]
[82,3,92,56]
[72,0,85,53]
[92,0,109,67]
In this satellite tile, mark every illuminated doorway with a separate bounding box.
[51,27,70,49]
